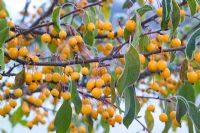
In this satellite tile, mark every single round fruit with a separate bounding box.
[159,113,168,122]
[187,71,198,83]
[52,73,61,83]
[125,20,136,32]
[86,79,95,91]
[64,66,73,75]
[62,91,71,101]
[115,67,122,75]
[102,111,109,120]
[0,10,7,18]
[91,88,102,99]
[103,21,112,31]
[96,20,104,30]
[107,107,115,117]
[180,9,186,17]
[25,72,33,83]
[8,47,18,59]
[14,88,23,97]
[81,104,92,115]
[68,37,77,46]
[147,43,157,52]
[162,34,169,43]
[51,88,59,97]
[105,43,113,51]
[148,60,157,72]
[157,60,167,71]
[4,104,12,114]
[170,111,176,119]
[114,115,122,123]
[150,82,159,91]
[117,28,124,37]
[59,30,67,39]
[147,104,155,112]
[194,52,200,62]
[9,99,17,108]
[91,110,98,119]
[95,78,105,88]
[19,47,28,57]
[87,22,95,31]
[156,7,163,17]
[171,38,181,48]
[33,71,43,81]
[103,87,112,96]
[78,126,86,133]
[41,33,51,43]
[71,72,80,81]
[160,68,170,79]
[81,67,89,75]
[28,82,38,92]
[45,73,52,82]
[107,31,115,38]
[139,54,146,65]
[75,35,83,43]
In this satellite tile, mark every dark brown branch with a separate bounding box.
[31,0,57,27]
[136,118,151,133]
[21,0,31,23]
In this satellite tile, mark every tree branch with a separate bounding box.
[30,0,57,27]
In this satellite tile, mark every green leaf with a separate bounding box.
[69,81,82,114]
[132,13,142,46]
[177,81,195,102]
[170,52,176,63]
[117,46,140,95]
[84,31,94,46]
[188,116,194,133]
[14,69,25,89]
[123,86,137,128]
[194,80,200,97]
[48,43,57,53]
[145,110,154,131]
[100,117,110,133]
[100,2,111,20]
[0,19,7,29]
[161,0,172,30]
[0,27,9,47]
[86,7,96,23]
[188,0,198,16]
[9,106,24,127]
[52,6,61,32]
[111,75,116,104]
[187,101,200,130]
[186,28,200,59]
[69,81,77,99]
[72,93,82,114]
[123,28,132,41]
[86,115,93,133]
[0,19,9,70]
[170,0,180,37]
[135,99,141,115]
[139,35,150,53]
[0,48,4,69]
[137,5,154,16]
[55,101,72,133]
[176,96,188,125]
[122,0,136,9]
